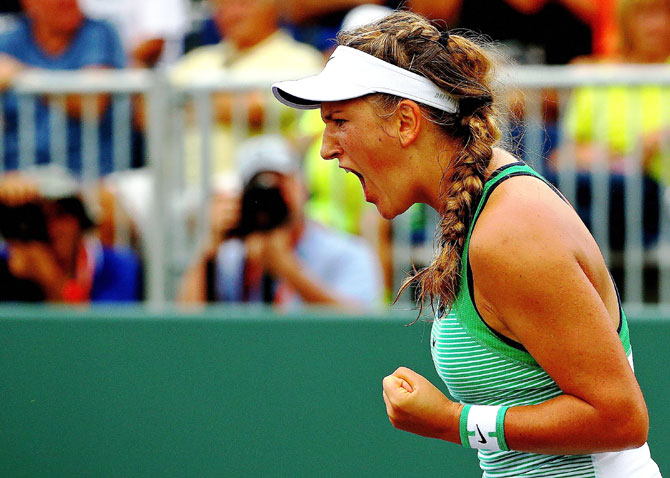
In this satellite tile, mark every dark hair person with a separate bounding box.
[272,10,662,477]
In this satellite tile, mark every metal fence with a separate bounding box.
[5,65,670,307]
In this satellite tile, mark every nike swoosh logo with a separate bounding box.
[476,425,487,444]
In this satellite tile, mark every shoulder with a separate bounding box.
[99,246,140,272]
[0,16,29,52]
[281,37,323,68]
[78,17,120,39]
[178,44,223,64]
[170,44,224,81]
[73,18,125,66]
[249,30,323,71]
[469,174,583,291]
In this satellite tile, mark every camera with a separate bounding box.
[228,171,290,238]
[0,202,50,242]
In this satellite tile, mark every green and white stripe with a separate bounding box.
[428,163,658,478]
[431,309,597,477]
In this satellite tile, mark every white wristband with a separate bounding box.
[459,404,510,451]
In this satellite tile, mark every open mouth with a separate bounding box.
[341,167,366,189]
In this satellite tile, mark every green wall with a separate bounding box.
[0,306,667,477]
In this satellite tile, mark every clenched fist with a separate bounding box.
[382,366,463,442]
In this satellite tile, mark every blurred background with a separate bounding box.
[0,0,668,477]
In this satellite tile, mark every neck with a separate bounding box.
[32,22,77,56]
[424,147,515,213]
[234,28,275,52]
[418,136,462,213]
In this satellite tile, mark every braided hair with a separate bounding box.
[337,10,501,317]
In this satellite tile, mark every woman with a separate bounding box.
[272,10,661,477]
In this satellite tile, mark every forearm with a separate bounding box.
[389,371,647,455]
[176,252,212,303]
[503,393,648,454]
[41,273,67,302]
[132,38,165,68]
[436,393,648,455]
[0,53,25,91]
[214,92,265,128]
[61,66,113,119]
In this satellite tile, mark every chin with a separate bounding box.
[377,207,396,220]
[374,199,410,221]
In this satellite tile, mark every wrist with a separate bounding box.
[440,401,465,443]
[459,404,510,451]
[268,249,299,276]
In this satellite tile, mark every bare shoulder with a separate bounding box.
[467,172,618,328]
[470,174,582,266]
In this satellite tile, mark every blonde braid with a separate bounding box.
[338,11,501,318]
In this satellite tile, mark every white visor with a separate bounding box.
[272,46,459,113]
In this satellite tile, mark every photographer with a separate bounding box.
[178,135,383,311]
[0,166,141,303]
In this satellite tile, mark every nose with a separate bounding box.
[320,128,341,161]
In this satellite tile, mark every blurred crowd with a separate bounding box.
[0,0,668,306]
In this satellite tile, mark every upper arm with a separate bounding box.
[469,182,642,413]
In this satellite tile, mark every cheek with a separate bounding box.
[344,130,387,168]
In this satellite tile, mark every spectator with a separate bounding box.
[0,165,142,302]
[0,0,126,176]
[171,0,324,182]
[178,135,384,311]
[79,0,190,68]
[407,0,595,64]
[278,0,388,52]
[556,0,670,247]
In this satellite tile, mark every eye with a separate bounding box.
[334,119,347,127]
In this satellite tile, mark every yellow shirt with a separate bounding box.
[170,30,324,184]
[561,80,670,184]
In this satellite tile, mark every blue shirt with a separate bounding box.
[215,221,383,309]
[0,242,141,303]
[0,16,126,175]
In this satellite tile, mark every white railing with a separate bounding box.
[5,65,670,307]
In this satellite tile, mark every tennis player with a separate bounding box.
[272,9,662,478]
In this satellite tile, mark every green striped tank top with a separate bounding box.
[429,162,658,478]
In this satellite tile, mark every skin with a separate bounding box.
[320,96,649,453]
[0,0,110,117]
[621,0,670,63]
[0,173,86,301]
[21,0,84,56]
[0,0,85,90]
[320,98,459,219]
[203,0,285,129]
[211,0,278,51]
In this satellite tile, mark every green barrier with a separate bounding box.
[0,306,667,477]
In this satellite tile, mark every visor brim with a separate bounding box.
[272,74,372,110]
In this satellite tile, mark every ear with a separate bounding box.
[395,100,422,148]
